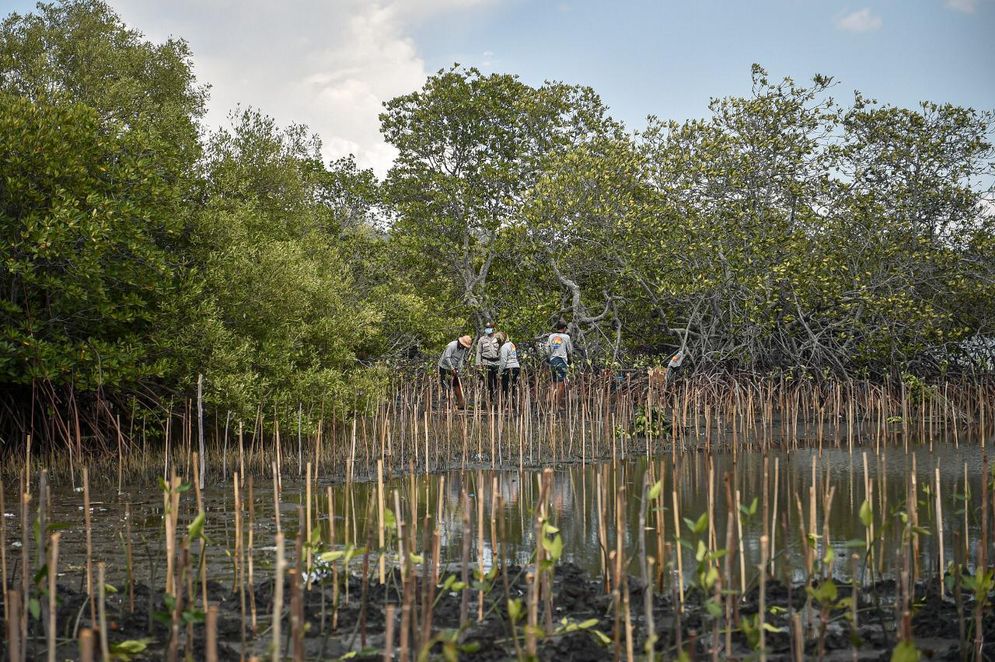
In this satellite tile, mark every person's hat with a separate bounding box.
[458,335,472,348]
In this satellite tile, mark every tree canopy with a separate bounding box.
[1,2,993,445]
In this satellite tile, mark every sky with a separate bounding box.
[3,0,994,175]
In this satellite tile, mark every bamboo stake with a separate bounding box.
[306,462,313,588]
[758,534,768,662]
[936,466,945,597]
[272,532,285,662]
[248,475,257,635]
[79,626,93,662]
[377,459,386,584]
[47,533,60,662]
[206,605,219,662]
[672,485,685,608]
[0,481,6,625]
[97,562,110,662]
[84,466,96,627]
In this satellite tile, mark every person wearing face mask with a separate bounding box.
[495,331,520,406]
[475,320,501,401]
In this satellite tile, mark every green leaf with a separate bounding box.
[859,500,873,528]
[110,638,151,659]
[319,550,345,563]
[891,640,920,662]
[542,533,564,562]
[507,598,523,622]
[807,579,838,604]
[187,511,205,540]
[28,597,40,620]
[648,481,663,500]
[182,608,205,625]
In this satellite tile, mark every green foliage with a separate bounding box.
[891,640,921,662]
[631,404,671,438]
[0,92,186,387]
[109,639,151,661]
[1,1,993,448]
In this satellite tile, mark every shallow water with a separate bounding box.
[6,440,988,592]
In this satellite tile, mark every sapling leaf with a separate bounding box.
[187,511,205,540]
[319,550,345,563]
[890,640,920,662]
[542,533,563,561]
[507,598,523,622]
[740,497,758,517]
[33,563,48,585]
[182,608,205,624]
[859,500,873,527]
[110,638,151,658]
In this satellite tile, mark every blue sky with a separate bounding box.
[413,0,995,129]
[2,0,993,173]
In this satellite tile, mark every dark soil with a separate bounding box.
[4,562,993,660]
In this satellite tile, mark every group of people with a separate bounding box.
[437,320,574,408]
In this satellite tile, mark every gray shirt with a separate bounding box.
[545,333,573,361]
[475,334,500,366]
[438,340,469,371]
[498,342,520,372]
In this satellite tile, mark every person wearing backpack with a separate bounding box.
[475,320,501,401]
[544,319,573,405]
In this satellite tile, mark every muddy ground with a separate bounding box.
[6,560,992,660]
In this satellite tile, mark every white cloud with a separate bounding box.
[109,0,494,175]
[836,8,883,32]
[945,0,977,12]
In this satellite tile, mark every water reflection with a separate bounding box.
[12,443,989,588]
